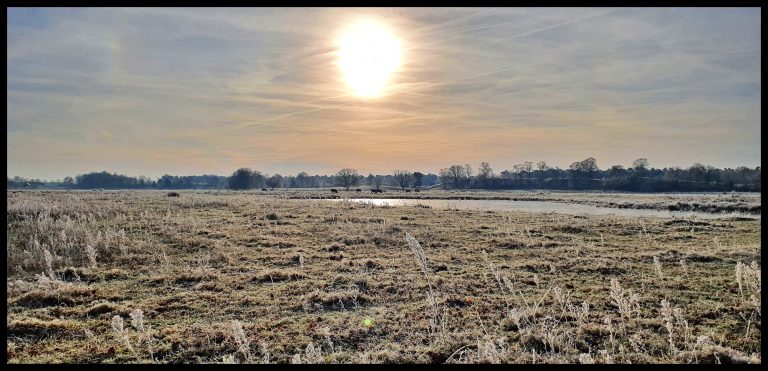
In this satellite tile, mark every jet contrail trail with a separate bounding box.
[235,9,621,131]
[236,8,502,118]
[502,8,619,41]
[401,13,554,54]
[408,7,499,37]
[234,100,356,130]
[392,9,623,97]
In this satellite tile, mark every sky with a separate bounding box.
[7,7,761,180]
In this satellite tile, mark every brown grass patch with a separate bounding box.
[8,318,81,338]
[251,269,307,283]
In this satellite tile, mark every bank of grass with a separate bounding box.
[6,190,761,363]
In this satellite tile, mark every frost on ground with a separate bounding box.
[6,190,761,363]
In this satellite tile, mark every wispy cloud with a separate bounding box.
[7,7,761,179]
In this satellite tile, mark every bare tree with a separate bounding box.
[228,168,263,190]
[477,162,494,187]
[448,165,466,189]
[412,172,424,188]
[522,161,533,181]
[372,175,383,190]
[579,157,599,179]
[568,158,599,189]
[438,168,451,189]
[63,176,75,190]
[537,161,548,182]
[632,158,650,171]
[265,174,283,190]
[392,170,412,190]
[335,168,359,191]
[250,171,266,189]
[296,172,310,188]
[536,161,548,172]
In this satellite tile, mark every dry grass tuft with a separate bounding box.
[675,345,758,364]
[8,318,81,338]
[303,289,369,311]
[251,269,307,283]
[84,302,126,317]
[13,286,95,308]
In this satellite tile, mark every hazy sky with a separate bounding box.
[7,7,761,179]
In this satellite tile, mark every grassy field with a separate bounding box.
[6,190,761,363]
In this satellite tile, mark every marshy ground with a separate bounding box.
[6,190,761,363]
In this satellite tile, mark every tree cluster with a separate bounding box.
[7,159,759,192]
[439,159,761,192]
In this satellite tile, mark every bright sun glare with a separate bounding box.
[337,20,402,98]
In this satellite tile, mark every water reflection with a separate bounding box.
[330,198,760,220]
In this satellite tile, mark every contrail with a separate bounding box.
[233,8,501,123]
[401,9,565,54]
[235,9,621,131]
[413,11,552,43]
[393,9,623,97]
[502,8,619,41]
[390,63,537,97]
[234,100,356,130]
[232,8,521,128]
[415,8,616,53]
[408,7,499,37]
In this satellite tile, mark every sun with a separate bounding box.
[337,20,402,98]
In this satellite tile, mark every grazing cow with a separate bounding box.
[371,189,383,193]
[415,189,420,193]
[331,189,338,193]
[405,189,411,193]
[167,192,180,197]
[356,189,362,193]
[261,188,268,191]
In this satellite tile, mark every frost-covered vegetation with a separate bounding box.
[6,190,761,363]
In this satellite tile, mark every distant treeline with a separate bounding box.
[6,158,761,192]
[5,171,442,190]
[437,158,761,192]
[7,173,228,190]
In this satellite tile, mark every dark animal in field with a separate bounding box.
[331,189,339,193]
[356,189,362,193]
[405,189,411,193]
[415,189,420,193]
[261,188,268,191]
[167,192,180,197]
[371,189,383,193]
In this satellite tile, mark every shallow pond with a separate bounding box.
[330,198,760,220]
